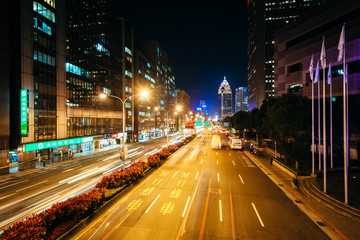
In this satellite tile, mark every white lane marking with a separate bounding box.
[219,200,223,222]
[217,160,219,165]
[216,152,218,156]
[195,171,199,180]
[252,203,265,227]
[0,179,29,190]
[16,180,49,192]
[172,170,179,178]
[102,154,120,161]
[238,174,244,184]
[145,148,160,156]
[145,194,161,213]
[0,184,61,211]
[182,196,191,217]
[59,167,98,184]
[61,168,74,173]
[184,158,188,163]
[201,159,203,165]
[232,161,236,166]
[106,222,110,227]
[229,153,231,156]
[204,151,206,155]
[217,172,220,182]
[88,205,122,240]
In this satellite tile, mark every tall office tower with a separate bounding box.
[134,49,158,140]
[247,0,326,110]
[218,77,233,119]
[136,41,177,132]
[2,0,67,166]
[67,0,135,143]
[235,87,248,113]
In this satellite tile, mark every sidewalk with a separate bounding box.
[246,145,360,240]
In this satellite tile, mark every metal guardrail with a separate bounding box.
[273,159,298,177]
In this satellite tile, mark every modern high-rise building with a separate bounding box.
[247,0,326,110]
[218,77,232,119]
[66,0,135,147]
[274,0,360,98]
[1,0,67,170]
[235,87,248,113]
[136,41,177,133]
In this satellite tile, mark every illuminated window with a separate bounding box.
[33,17,52,35]
[126,103,131,108]
[43,0,55,8]
[125,47,132,56]
[33,2,55,22]
[34,51,55,66]
[125,70,132,78]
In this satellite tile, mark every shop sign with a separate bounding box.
[20,89,28,137]
[24,136,94,152]
[111,133,118,138]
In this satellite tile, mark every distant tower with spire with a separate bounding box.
[218,76,232,119]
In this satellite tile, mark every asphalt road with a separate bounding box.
[73,130,329,240]
[0,134,183,231]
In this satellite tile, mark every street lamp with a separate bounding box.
[100,89,148,160]
[163,105,181,147]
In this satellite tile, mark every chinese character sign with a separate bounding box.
[20,89,28,137]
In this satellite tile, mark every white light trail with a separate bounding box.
[145,194,161,213]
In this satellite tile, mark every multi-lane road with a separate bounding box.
[0,134,182,232]
[73,130,329,240]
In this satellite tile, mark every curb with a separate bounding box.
[300,177,360,224]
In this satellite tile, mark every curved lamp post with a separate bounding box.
[100,90,148,160]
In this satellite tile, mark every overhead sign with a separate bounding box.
[20,89,29,137]
[224,122,229,127]
[196,120,203,127]
[204,121,210,127]
[24,136,94,152]
[185,121,194,128]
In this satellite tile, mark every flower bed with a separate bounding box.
[0,134,197,239]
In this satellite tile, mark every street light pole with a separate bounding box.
[100,90,148,161]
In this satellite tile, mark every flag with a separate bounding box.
[321,37,326,68]
[328,62,332,84]
[338,24,345,62]
[309,55,314,81]
[314,60,319,83]
[345,63,348,83]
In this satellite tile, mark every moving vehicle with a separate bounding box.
[211,135,222,149]
[230,138,243,150]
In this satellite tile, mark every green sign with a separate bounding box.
[20,89,28,137]
[204,121,210,127]
[196,120,203,127]
[9,151,17,155]
[24,136,94,152]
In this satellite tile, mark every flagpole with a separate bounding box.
[318,70,321,172]
[321,37,327,193]
[311,56,315,175]
[330,65,333,169]
[312,74,315,174]
[341,23,348,204]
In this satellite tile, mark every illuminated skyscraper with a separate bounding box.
[247,0,326,110]
[235,87,248,112]
[218,77,232,119]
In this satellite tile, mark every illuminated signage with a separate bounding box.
[204,121,210,127]
[196,120,203,127]
[196,107,202,111]
[185,121,194,128]
[24,136,94,152]
[224,122,229,127]
[20,89,29,137]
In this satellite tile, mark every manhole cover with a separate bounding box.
[317,221,325,227]
[210,188,221,195]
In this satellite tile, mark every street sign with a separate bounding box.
[204,121,210,127]
[24,136,94,152]
[20,89,28,137]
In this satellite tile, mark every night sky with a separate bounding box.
[115,2,248,116]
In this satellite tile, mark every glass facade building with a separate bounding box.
[247,0,326,110]
[218,77,233,119]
